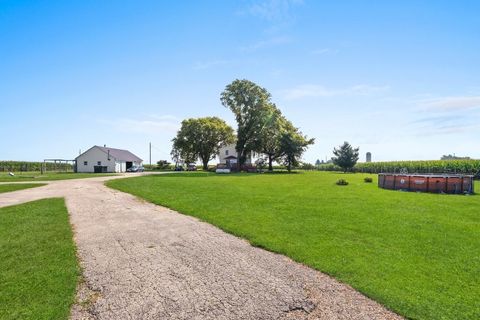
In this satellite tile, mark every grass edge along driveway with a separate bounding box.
[0,183,46,194]
[0,172,115,182]
[0,198,80,320]
[107,172,480,320]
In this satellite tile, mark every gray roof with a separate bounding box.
[96,146,142,162]
[76,145,142,162]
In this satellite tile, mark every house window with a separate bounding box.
[225,150,229,156]
[97,161,101,165]
[83,161,88,166]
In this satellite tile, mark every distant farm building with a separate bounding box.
[366,152,372,162]
[218,143,257,168]
[75,145,142,173]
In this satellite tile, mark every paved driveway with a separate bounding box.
[0,175,402,320]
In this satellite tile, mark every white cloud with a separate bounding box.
[247,0,303,22]
[147,114,180,121]
[241,36,291,52]
[269,68,284,78]
[193,60,231,70]
[413,123,480,136]
[99,116,180,135]
[349,84,390,95]
[310,48,338,55]
[419,96,480,111]
[283,84,389,100]
[409,103,480,136]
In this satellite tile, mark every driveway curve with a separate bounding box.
[0,174,402,320]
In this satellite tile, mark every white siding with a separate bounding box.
[218,144,238,163]
[217,143,257,165]
[115,161,128,173]
[76,147,117,173]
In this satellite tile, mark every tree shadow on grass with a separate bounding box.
[263,171,301,175]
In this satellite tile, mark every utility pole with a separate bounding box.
[149,142,152,166]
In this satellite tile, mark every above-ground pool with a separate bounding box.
[378,173,475,194]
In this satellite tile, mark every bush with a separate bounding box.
[336,179,349,186]
[156,160,171,170]
[364,177,373,183]
[299,162,316,170]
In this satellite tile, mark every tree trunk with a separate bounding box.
[238,149,246,171]
[268,154,273,171]
[200,154,209,171]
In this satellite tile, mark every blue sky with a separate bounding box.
[1,0,479,163]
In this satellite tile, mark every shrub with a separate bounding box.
[364,177,373,183]
[156,160,171,170]
[300,162,316,170]
[336,179,349,186]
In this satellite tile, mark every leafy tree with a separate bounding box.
[156,160,170,170]
[255,158,266,172]
[332,141,360,172]
[300,162,316,170]
[170,146,195,168]
[172,117,235,170]
[221,79,273,167]
[279,129,315,172]
[258,104,292,171]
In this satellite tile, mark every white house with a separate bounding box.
[75,145,143,173]
[218,143,258,168]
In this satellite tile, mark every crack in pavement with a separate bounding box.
[0,174,403,320]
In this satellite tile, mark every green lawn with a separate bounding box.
[0,171,115,182]
[107,171,480,320]
[0,183,46,194]
[0,198,79,320]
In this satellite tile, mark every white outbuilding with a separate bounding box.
[75,145,143,173]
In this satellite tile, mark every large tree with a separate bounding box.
[220,79,273,167]
[279,128,315,172]
[258,104,295,171]
[172,117,235,170]
[332,141,360,172]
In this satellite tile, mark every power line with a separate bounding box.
[150,144,168,154]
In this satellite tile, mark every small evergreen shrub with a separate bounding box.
[336,179,349,186]
[364,177,373,183]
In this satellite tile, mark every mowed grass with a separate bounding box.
[0,171,114,182]
[0,183,46,193]
[107,171,480,320]
[0,198,79,320]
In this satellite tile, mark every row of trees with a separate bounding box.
[172,79,314,171]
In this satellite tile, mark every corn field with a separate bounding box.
[0,161,73,172]
[319,160,480,175]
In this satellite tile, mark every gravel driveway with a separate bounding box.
[0,174,402,320]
